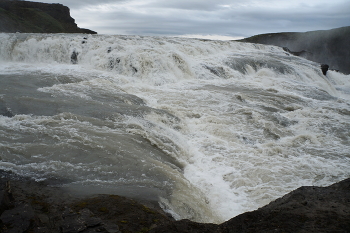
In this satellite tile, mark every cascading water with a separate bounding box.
[0,33,349,223]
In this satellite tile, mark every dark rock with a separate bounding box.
[71,195,173,233]
[60,217,87,233]
[81,37,88,44]
[33,226,51,233]
[0,100,14,117]
[60,207,104,232]
[71,51,79,64]
[218,179,350,233]
[37,214,50,226]
[149,219,218,233]
[3,109,14,117]
[131,66,138,73]
[0,182,14,214]
[0,169,349,233]
[0,203,38,232]
[321,64,329,75]
[80,29,97,34]
[99,223,121,233]
[151,178,350,233]
[0,170,174,232]
[0,1,97,34]
[0,107,14,117]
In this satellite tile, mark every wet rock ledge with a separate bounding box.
[0,170,349,233]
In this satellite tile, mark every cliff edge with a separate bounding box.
[239,26,350,74]
[0,170,349,233]
[0,0,97,34]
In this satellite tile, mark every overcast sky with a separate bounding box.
[31,0,350,39]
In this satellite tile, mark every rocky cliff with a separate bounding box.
[0,0,97,34]
[240,26,350,74]
[0,170,349,233]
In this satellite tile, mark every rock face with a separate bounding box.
[0,170,174,233]
[216,178,350,233]
[0,169,349,233]
[152,178,350,233]
[0,0,97,34]
[240,26,350,74]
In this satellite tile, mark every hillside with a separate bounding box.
[0,0,96,34]
[240,26,350,74]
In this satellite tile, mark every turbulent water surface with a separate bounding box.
[0,33,349,223]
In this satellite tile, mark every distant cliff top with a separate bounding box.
[239,26,350,74]
[0,0,97,34]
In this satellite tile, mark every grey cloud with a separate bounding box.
[146,0,235,11]
[82,9,252,37]
[217,2,350,35]
[30,0,126,9]
[30,0,350,38]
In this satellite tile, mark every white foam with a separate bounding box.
[1,33,349,223]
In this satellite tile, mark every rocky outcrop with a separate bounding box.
[0,170,173,233]
[152,178,350,233]
[321,64,329,75]
[239,26,350,74]
[0,169,349,233]
[0,0,97,34]
[216,178,350,233]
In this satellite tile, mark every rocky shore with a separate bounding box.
[0,170,349,233]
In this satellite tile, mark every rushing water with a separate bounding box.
[0,33,349,223]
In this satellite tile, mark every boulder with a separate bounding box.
[321,64,329,75]
[71,51,79,64]
[0,204,38,232]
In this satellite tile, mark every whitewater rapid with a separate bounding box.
[0,33,349,223]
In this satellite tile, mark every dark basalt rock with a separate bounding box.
[149,219,217,233]
[1,203,38,232]
[151,178,350,233]
[0,0,97,34]
[0,170,349,233]
[71,50,79,64]
[0,108,14,117]
[0,170,173,233]
[0,182,13,214]
[321,64,329,75]
[217,178,350,233]
[0,101,14,117]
